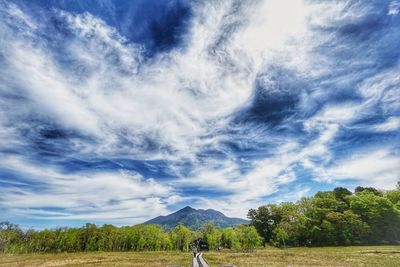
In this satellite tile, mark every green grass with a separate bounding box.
[1,246,399,267]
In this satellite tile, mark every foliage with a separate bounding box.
[201,223,222,250]
[350,191,400,243]
[236,225,261,250]
[169,225,193,251]
[0,221,260,253]
[221,227,240,249]
[249,187,400,247]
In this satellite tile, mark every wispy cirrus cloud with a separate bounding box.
[0,0,399,227]
[0,156,175,225]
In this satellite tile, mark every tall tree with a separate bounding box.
[350,191,400,243]
[247,204,282,245]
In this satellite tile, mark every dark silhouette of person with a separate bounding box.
[192,246,197,257]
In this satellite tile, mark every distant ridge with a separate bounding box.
[143,206,249,229]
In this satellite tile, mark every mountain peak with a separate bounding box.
[143,206,249,229]
[179,206,195,212]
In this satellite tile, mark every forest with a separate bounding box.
[0,222,260,253]
[1,185,399,253]
[248,185,400,247]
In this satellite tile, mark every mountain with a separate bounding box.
[143,206,249,229]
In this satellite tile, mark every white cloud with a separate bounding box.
[388,1,400,15]
[372,116,400,132]
[2,1,305,223]
[358,68,400,115]
[7,43,101,136]
[0,0,315,162]
[173,101,373,216]
[0,156,175,224]
[325,149,400,189]
[1,0,399,225]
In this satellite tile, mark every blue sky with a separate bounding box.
[0,0,399,228]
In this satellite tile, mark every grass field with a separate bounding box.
[0,246,399,267]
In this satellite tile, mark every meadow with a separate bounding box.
[0,246,399,267]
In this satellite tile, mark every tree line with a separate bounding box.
[0,222,260,253]
[248,186,400,247]
[1,185,399,253]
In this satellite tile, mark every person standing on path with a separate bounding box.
[192,246,197,257]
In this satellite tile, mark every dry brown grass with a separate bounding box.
[205,246,400,267]
[1,246,399,267]
[0,251,191,267]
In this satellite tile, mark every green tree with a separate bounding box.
[355,186,382,196]
[221,227,240,249]
[333,187,352,208]
[236,225,261,251]
[351,191,400,243]
[271,203,310,247]
[386,189,400,207]
[0,222,25,253]
[320,211,370,245]
[135,225,171,251]
[202,223,222,250]
[272,226,289,248]
[247,204,282,245]
[169,225,192,251]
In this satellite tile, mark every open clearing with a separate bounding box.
[0,246,399,267]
